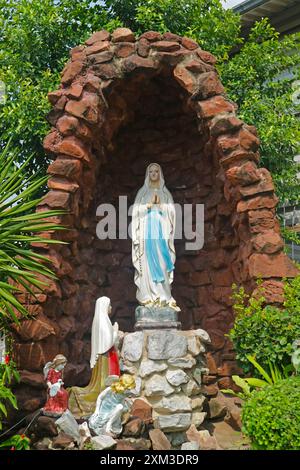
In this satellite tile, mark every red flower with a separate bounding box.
[10,446,15,451]
[20,434,25,440]
[5,354,10,365]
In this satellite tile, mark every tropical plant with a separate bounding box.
[221,354,291,399]
[242,376,300,450]
[229,277,300,374]
[0,140,65,330]
[0,354,19,431]
[0,433,30,450]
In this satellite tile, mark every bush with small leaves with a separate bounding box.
[242,376,300,450]
[229,277,300,374]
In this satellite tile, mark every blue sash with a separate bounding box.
[145,207,174,283]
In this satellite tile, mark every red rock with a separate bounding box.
[173,65,196,93]
[182,36,199,50]
[210,268,234,286]
[115,42,135,58]
[48,176,79,193]
[70,49,86,62]
[52,433,74,449]
[239,168,274,197]
[212,287,234,306]
[89,51,113,67]
[162,32,182,42]
[43,130,60,155]
[15,339,60,371]
[206,352,218,374]
[13,314,56,342]
[83,73,101,92]
[86,40,110,56]
[209,329,226,350]
[225,161,260,186]
[208,397,227,419]
[57,136,91,161]
[19,370,45,388]
[194,72,225,99]
[65,92,100,124]
[56,115,79,135]
[186,425,220,450]
[85,30,110,45]
[249,252,299,278]
[149,429,171,450]
[33,416,58,437]
[57,316,75,340]
[151,40,181,52]
[220,149,259,168]
[248,209,279,233]
[121,56,156,74]
[202,375,217,385]
[237,194,278,212]
[131,399,153,424]
[123,418,145,438]
[189,271,211,286]
[155,49,192,65]
[196,49,217,65]
[47,157,82,181]
[217,377,241,394]
[41,190,71,209]
[48,89,64,105]
[94,63,119,80]
[19,397,44,412]
[139,31,162,42]
[252,230,283,254]
[185,59,214,74]
[217,362,243,377]
[252,279,285,304]
[202,384,219,397]
[116,438,151,451]
[239,127,260,152]
[197,96,235,119]
[112,28,135,43]
[210,114,243,137]
[137,38,150,57]
[65,83,83,99]
[61,60,84,85]
[217,134,240,156]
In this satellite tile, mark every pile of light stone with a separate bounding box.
[120,329,210,433]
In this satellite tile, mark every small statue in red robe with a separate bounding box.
[42,354,68,417]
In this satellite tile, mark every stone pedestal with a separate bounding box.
[134,305,181,330]
[120,328,210,433]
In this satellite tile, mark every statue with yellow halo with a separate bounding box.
[89,374,136,437]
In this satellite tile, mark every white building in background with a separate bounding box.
[225,0,300,262]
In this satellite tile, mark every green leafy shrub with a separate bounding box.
[229,277,300,374]
[0,434,30,450]
[242,376,300,450]
[0,354,19,431]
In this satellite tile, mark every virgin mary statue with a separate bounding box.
[132,163,179,311]
[68,296,120,418]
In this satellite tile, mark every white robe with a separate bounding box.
[90,296,118,369]
[131,164,178,309]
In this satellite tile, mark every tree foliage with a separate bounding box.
[0,0,299,203]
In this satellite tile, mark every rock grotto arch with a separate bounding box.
[13,28,299,411]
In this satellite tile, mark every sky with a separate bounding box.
[221,0,245,9]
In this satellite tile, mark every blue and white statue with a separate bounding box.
[88,374,135,436]
[132,163,179,312]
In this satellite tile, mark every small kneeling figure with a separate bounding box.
[42,354,69,417]
[89,374,135,437]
